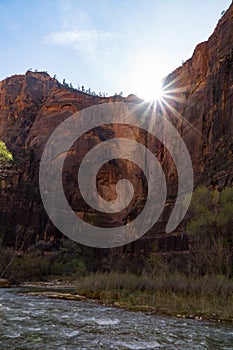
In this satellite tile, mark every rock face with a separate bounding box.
[0,4,232,253]
[161,4,233,190]
[0,278,10,288]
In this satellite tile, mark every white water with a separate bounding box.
[0,288,232,349]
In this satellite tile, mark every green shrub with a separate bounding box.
[0,141,13,162]
[187,186,233,276]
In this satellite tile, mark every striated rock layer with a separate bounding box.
[0,4,232,254]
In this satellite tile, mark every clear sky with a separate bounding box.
[0,0,232,100]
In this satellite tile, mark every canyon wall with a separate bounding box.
[0,4,232,254]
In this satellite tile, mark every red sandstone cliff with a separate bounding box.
[0,3,232,252]
[162,4,233,188]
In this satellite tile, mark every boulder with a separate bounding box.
[0,278,10,288]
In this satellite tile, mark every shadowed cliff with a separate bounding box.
[0,3,232,254]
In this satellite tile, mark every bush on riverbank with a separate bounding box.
[187,186,233,277]
[0,241,88,282]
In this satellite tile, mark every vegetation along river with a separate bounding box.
[0,288,232,349]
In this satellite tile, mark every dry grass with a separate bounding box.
[75,272,233,322]
[77,272,233,296]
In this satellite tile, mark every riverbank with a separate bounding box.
[20,273,233,324]
[23,288,232,323]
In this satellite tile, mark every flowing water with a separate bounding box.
[0,288,232,349]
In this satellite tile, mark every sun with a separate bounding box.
[126,54,167,102]
[141,78,164,102]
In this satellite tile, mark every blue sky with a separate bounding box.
[0,0,231,100]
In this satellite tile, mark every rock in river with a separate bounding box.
[0,279,10,288]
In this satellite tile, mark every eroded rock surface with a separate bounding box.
[0,4,232,253]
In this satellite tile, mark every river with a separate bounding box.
[0,288,232,349]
